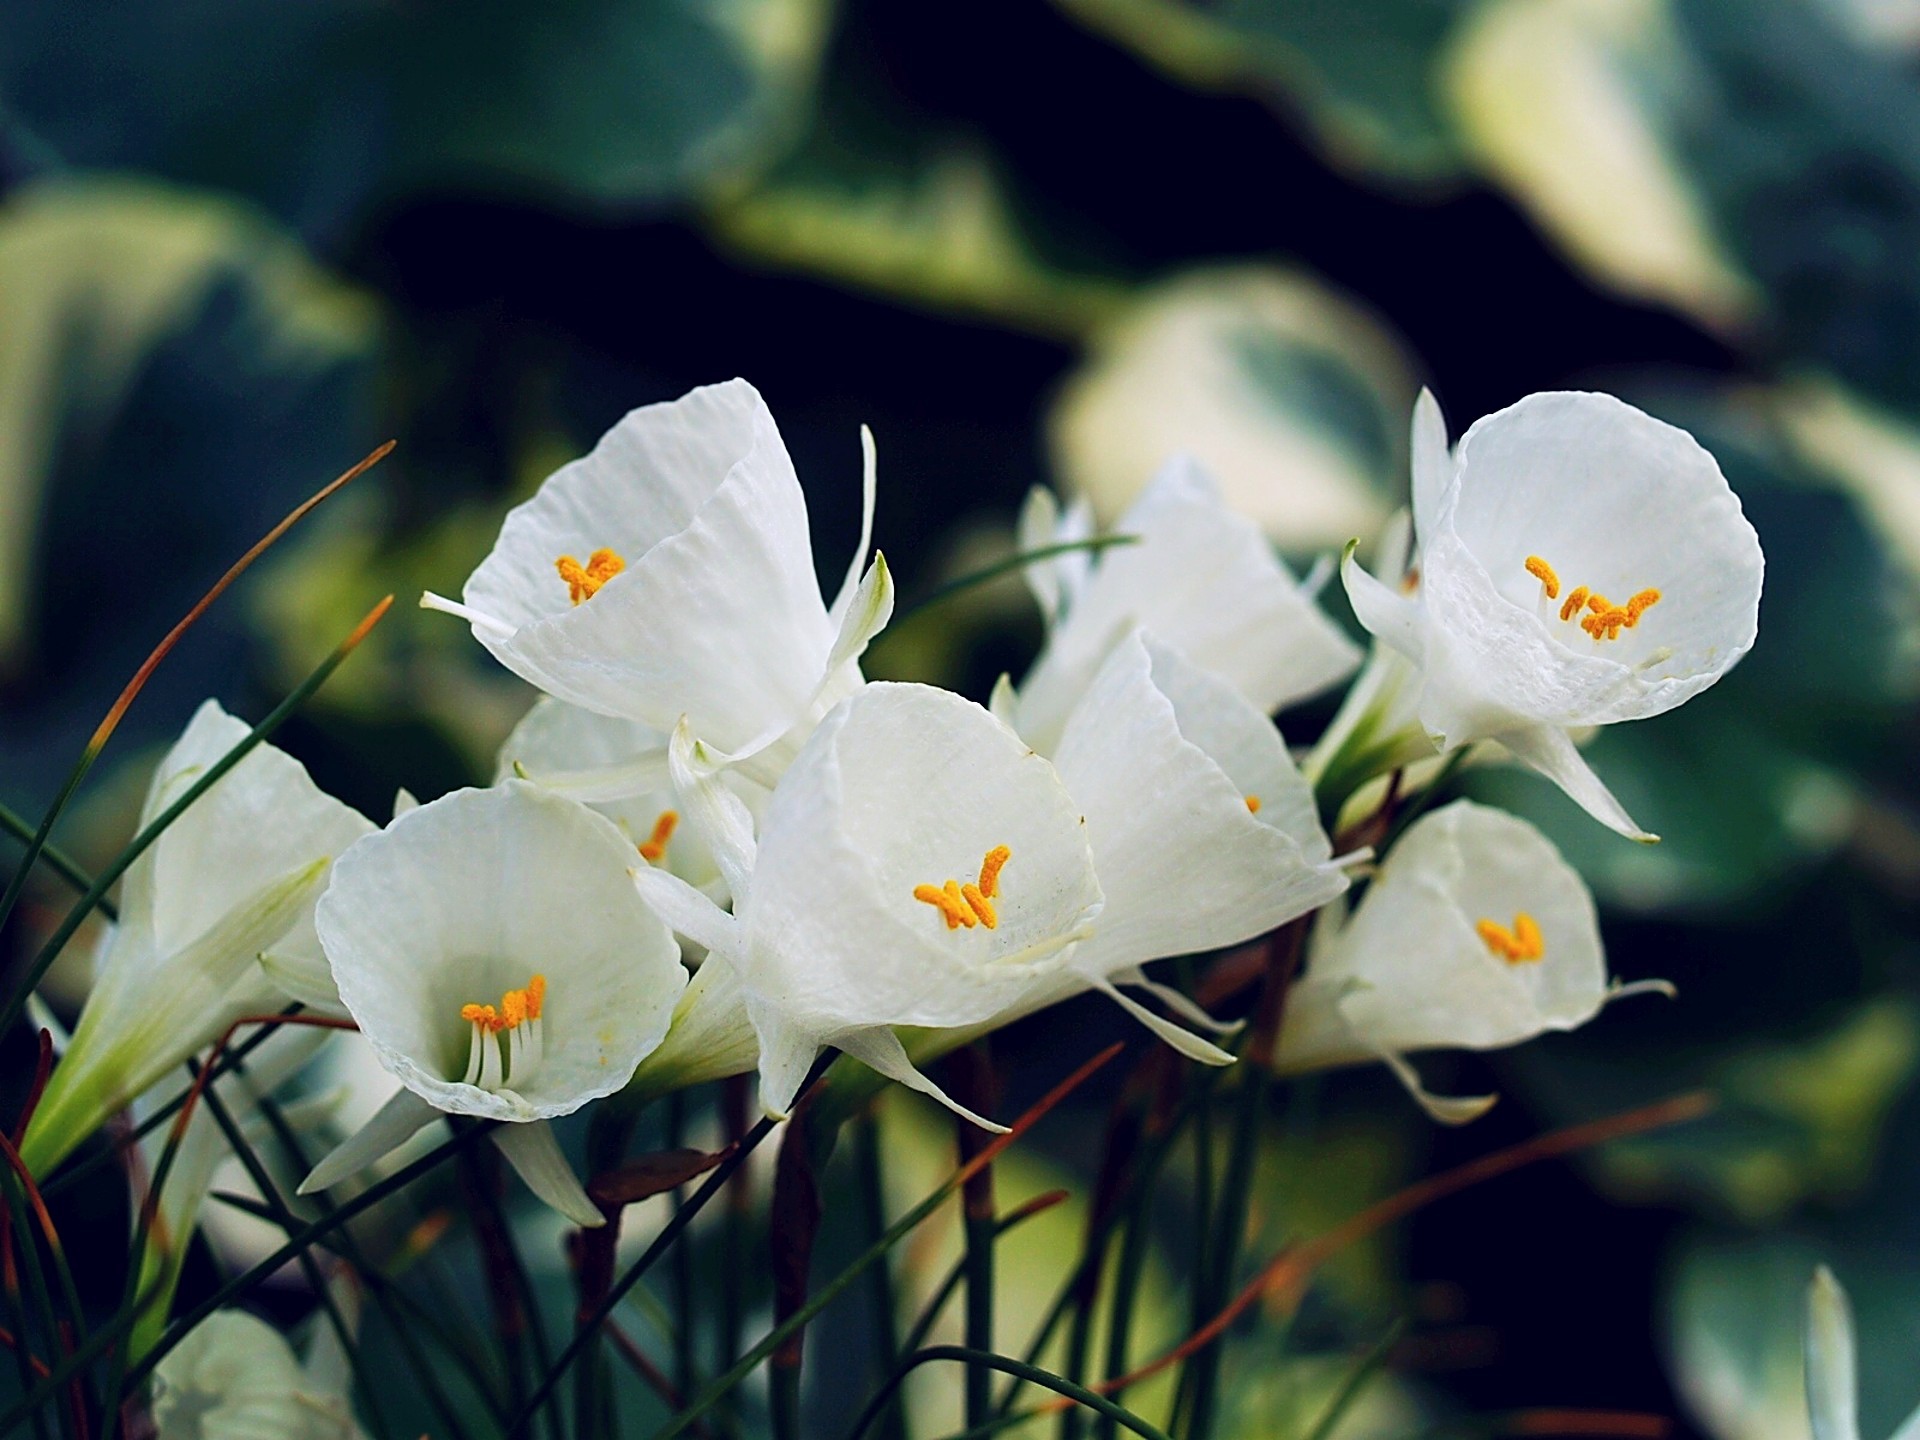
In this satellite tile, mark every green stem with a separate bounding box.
[0,801,117,923]
[853,1109,908,1440]
[1094,1206,1154,1440]
[1299,1318,1408,1440]
[895,537,1138,624]
[0,607,386,1046]
[1178,1063,1266,1440]
[2,1180,63,1440]
[843,1347,1172,1440]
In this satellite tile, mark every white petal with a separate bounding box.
[1087,977,1236,1066]
[1378,1050,1499,1125]
[630,865,742,959]
[151,1311,317,1440]
[299,1087,438,1194]
[824,551,894,676]
[738,683,1103,1036]
[464,380,836,751]
[1018,485,1065,624]
[493,1120,603,1228]
[319,783,685,1122]
[627,955,760,1097]
[749,1005,823,1121]
[1340,543,1423,663]
[1888,1402,1920,1440]
[1048,632,1345,979]
[1410,388,1454,542]
[1112,967,1243,1034]
[669,717,758,900]
[827,424,880,627]
[988,672,1018,727]
[1017,454,1360,747]
[1492,722,1656,842]
[1805,1267,1861,1440]
[258,918,349,1017]
[833,1026,1010,1133]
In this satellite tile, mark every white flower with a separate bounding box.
[494,696,732,897]
[1805,1266,1920,1440]
[153,1308,363,1440]
[21,701,373,1177]
[630,683,1104,1128]
[1341,390,1763,840]
[990,629,1353,1058]
[1012,455,1361,751]
[1275,799,1670,1122]
[299,782,685,1226]
[423,378,891,782]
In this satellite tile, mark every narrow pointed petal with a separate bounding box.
[630,865,742,958]
[751,1009,824,1121]
[258,924,350,1018]
[669,717,758,899]
[1018,485,1065,624]
[829,424,880,626]
[300,1087,438,1193]
[988,672,1018,727]
[1114,967,1243,1034]
[1492,723,1656,842]
[1805,1267,1861,1440]
[1410,388,1453,541]
[834,1026,1011,1133]
[1088,977,1236,1065]
[1379,1050,1498,1125]
[824,550,894,675]
[1340,542,1422,662]
[1886,1401,1920,1440]
[494,1120,603,1228]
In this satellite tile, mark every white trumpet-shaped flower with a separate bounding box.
[630,683,1105,1129]
[1275,799,1670,1122]
[21,701,373,1177]
[1341,390,1763,840]
[153,1306,364,1440]
[299,782,685,1226]
[989,630,1354,1058]
[1013,455,1361,751]
[1805,1265,1920,1440]
[423,378,891,784]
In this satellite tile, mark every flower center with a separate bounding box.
[1524,555,1660,643]
[914,845,1011,931]
[1476,913,1544,964]
[555,548,626,605]
[637,810,678,863]
[459,973,547,1091]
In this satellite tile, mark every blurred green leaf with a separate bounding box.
[0,0,834,239]
[1055,0,1473,184]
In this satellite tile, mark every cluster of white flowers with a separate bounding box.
[21,379,1764,1232]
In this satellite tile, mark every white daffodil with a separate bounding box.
[494,696,731,898]
[299,782,685,1226]
[1275,799,1670,1122]
[423,378,891,787]
[987,630,1354,1059]
[21,701,373,1177]
[1805,1266,1920,1440]
[152,1306,363,1440]
[1012,455,1361,751]
[1341,390,1764,840]
[630,682,1105,1129]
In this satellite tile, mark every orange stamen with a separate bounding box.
[917,846,1013,931]
[1244,795,1262,814]
[1477,913,1545,964]
[1623,588,1661,626]
[1559,587,1589,623]
[638,810,678,863]
[555,547,626,605]
[1524,556,1560,600]
[459,974,548,1033]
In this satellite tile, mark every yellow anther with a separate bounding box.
[915,846,1012,931]
[1524,555,1560,600]
[1586,593,1613,615]
[914,883,970,929]
[977,845,1011,900]
[1244,795,1262,814]
[1559,587,1589,623]
[961,882,998,929]
[1623,588,1661,626]
[638,810,678,863]
[555,547,626,605]
[1476,913,1545,964]
[459,974,548,1033]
